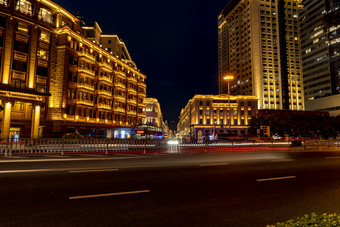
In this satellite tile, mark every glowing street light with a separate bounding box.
[223,75,234,133]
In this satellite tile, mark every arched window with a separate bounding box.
[15,0,32,16]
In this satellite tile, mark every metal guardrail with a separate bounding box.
[0,138,339,156]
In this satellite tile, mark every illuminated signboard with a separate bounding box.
[136,130,145,134]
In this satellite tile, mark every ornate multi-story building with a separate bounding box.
[142,97,169,135]
[299,0,340,116]
[177,95,258,141]
[218,0,304,111]
[0,0,147,138]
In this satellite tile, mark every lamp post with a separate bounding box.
[223,75,234,134]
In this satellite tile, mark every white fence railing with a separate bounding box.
[0,138,339,156]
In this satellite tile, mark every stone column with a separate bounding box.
[28,26,39,89]
[31,103,41,139]
[1,101,13,139]
[1,19,15,84]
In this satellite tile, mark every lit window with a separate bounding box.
[0,0,8,7]
[40,30,50,43]
[305,48,311,54]
[17,21,29,35]
[37,49,48,60]
[313,38,319,44]
[38,8,53,24]
[15,0,32,16]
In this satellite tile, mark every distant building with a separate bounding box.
[82,22,136,69]
[299,0,340,116]
[0,0,147,138]
[143,97,169,135]
[177,95,258,141]
[218,0,304,111]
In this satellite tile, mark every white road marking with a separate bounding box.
[0,157,136,163]
[0,169,65,174]
[199,163,229,167]
[257,176,296,182]
[325,157,340,160]
[69,190,150,200]
[271,159,294,162]
[69,169,119,173]
[0,167,118,174]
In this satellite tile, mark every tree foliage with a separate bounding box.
[249,112,340,139]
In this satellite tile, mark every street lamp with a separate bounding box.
[223,75,234,134]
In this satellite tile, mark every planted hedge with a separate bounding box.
[268,213,339,227]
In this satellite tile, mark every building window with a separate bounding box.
[15,0,33,16]
[108,40,112,44]
[36,66,48,77]
[11,79,26,89]
[17,22,29,35]
[37,49,48,60]
[206,119,210,125]
[199,119,203,124]
[40,30,50,43]
[12,60,27,72]
[0,0,8,7]
[36,84,46,93]
[38,8,54,24]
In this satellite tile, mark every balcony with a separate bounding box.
[128,88,137,94]
[98,90,112,97]
[138,112,146,117]
[80,51,95,62]
[77,83,95,91]
[127,99,137,105]
[127,110,137,116]
[138,82,147,88]
[11,70,26,81]
[98,61,112,70]
[114,106,125,113]
[78,68,95,77]
[138,102,146,107]
[138,92,146,97]
[114,95,126,102]
[13,51,27,62]
[77,99,94,106]
[15,33,29,43]
[114,82,126,89]
[98,75,113,83]
[98,103,112,110]
[113,70,126,77]
[127,76,137,83]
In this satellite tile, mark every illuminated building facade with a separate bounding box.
[300,0,340,116]
[218,0,304,111]
[0,0,147,138]
[177,95,258,141]
[142,97,169,135]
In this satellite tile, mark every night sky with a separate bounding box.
[55,0,231,127]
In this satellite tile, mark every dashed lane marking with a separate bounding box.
[69,169,119,173]
[199,163,229,167]
[257,176,296,182]
[69,190,150,200]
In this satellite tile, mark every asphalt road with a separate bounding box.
[0,151,340,226]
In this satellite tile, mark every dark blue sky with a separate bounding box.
[55,0,230,126]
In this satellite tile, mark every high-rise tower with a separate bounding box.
[218,0,304,110]
[299,0,340,116]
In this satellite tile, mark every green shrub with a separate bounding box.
[268,213,340,227]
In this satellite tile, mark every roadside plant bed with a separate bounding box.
[268,213,339,226]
